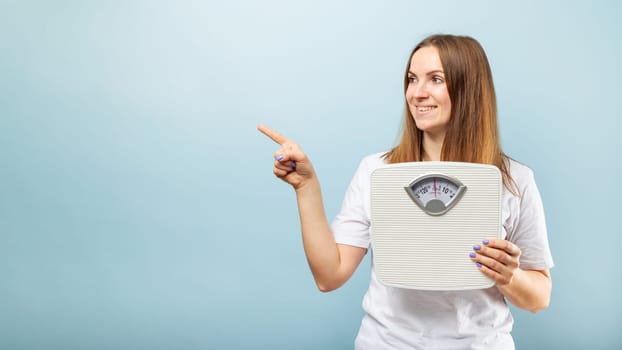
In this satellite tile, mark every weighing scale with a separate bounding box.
[370,162,502,290]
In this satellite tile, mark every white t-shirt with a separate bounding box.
[331,152,554,350]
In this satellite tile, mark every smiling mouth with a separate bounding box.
[417,106,437,112]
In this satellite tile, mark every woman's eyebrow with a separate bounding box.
[408,70,445,76]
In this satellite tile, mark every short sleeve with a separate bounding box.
[330,155,381,249]
[507,167,554,270]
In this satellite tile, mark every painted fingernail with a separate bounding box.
[476,262,482,268]
[473,245,481,251]
[483,239,489,245]
[469,252,476,258]
[291,161,296,170]
[275,154,284,161]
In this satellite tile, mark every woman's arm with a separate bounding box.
[258,124,367,292]
[295,179,367,291]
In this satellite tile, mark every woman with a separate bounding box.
[258,34,553,349]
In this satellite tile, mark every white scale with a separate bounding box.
[370,162,502,291]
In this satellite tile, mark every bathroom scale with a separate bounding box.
[370,162,502,291]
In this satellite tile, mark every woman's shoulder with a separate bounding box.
[361,151,389,165]
[359,151,387,168]
[506,157,537,189]
[352,151,389,177]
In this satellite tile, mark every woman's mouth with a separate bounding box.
[417,106,437,112]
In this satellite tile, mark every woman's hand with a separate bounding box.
[470,238,551,312]
[257,124,316,190]
[470,238,521,286]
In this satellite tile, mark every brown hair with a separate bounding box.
[385,34,517,194]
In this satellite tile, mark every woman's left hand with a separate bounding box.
[470,238,521,286]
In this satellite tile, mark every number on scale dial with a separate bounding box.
[404,173,467,216]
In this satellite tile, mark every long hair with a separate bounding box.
[385,34,517,194]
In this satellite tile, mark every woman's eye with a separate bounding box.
[408,76,417,83]
[432,76,444,84]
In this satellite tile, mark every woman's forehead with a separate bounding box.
[409,46,444,74]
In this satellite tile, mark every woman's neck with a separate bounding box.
[422,132,445,161]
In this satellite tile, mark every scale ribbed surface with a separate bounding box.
[370,162,501,290]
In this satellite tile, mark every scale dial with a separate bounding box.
[404,173,467,216]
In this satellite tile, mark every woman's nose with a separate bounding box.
[413,82,428,98]
[409,81,428,99]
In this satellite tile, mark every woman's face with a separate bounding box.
[406,46,452,137]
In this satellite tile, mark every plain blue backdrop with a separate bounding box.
[1,0,620,349]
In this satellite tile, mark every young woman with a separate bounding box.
[258,34,553,349]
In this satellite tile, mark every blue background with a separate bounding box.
[1,0,620,349]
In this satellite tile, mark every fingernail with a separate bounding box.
[275,154,284,161]
[483,239,489,245]
[473,245,481,251]
[469,252,476,258]
[476,262,482,268]
[291,161,296,170]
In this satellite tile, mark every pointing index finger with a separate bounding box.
[257,124,288,145]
